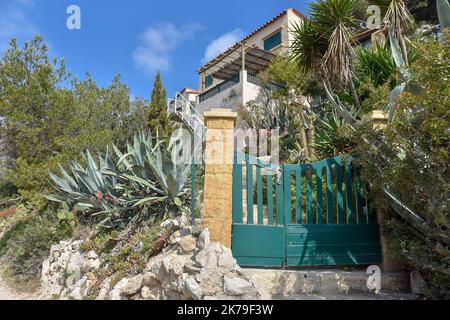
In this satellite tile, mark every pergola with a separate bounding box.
[201,44,276,80]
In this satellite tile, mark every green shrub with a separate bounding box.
[0,206,75,281]
[105,222,164,275]
[355,33,450,299]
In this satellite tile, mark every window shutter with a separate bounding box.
[264,31,282,51]
[205,75,213,88]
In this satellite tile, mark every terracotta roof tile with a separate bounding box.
[180,86,200,94]
[197,8,306,73]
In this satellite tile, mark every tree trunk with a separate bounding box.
[308,115,317,161]
[298,111,310,161]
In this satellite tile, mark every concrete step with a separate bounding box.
[270,293,419,300]
[246,269,411,297]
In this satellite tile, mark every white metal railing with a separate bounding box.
[167,92,206,140]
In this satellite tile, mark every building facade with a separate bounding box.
[168,8,305,128]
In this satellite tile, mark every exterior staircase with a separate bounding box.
[167,92,206,141]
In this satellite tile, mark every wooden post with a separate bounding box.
[203,109,237,247]
[241,43,246,71]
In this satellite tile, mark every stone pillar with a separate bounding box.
[203,109,237,248]
[370,110,388,130]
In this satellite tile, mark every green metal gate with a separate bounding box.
[231,152,382,267]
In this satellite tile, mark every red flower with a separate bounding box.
[0,207,18,218]
[96,191,103,201]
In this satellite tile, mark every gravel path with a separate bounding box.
[0,274,41,300]
[0,276,16,300]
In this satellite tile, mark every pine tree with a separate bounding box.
[148,71,171,136]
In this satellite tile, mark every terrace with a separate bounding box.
[195,44,284,115]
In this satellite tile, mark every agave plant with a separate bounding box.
[314,109,359,158]
[438,0,450,29]
[46,127,192,228]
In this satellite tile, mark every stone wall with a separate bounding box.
[40,228,263,300]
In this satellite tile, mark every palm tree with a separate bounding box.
[291,0,362,122]
[370,0,414,63]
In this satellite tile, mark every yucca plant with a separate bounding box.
[46,128,192,228]
[356,45,397,87]
[291,0,362,123]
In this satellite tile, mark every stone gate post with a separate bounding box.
[203,109,237,248]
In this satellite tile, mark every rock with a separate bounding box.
[86,251,99,260]
[141,285,162,300]
[184,264,201,275]
[180,227,193,237]
[223,276,255,296]
[96,277,112,300]
[182,275,203,300]
[57,251,71,268]
[173,213,189,229]
[160,220,176,238]
[195,250,218,268]
[109,278,129,300]
[40,232,262,301]
[143,272,159,286]
[161,213,189,238]
[171,230,182,240]
[122,274,144,296]
[198,229,210,250]
[67,276,87,300]
[41,259,50,277]
[195,268,224,296]
[178,235,197,254]
[194,243,224,268]
[84,258,101,271]
[67,252,85,275]
[410,271,427,295]
[217,250,237,269]
[53,251,61,260]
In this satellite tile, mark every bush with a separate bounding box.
[0,36,148,203]
[355,34,450,298]
[0,205,75,281]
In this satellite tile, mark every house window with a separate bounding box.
[264,31,282,51]
[205,75,213,88]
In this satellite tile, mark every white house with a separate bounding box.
[168,8,306,132]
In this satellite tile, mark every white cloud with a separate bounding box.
[0,0,38,52]
[202,29,244,63]
[133,22,202,74]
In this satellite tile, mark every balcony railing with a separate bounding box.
[199,73,240,103]
[247,73,285,92]
[198,73,285,103]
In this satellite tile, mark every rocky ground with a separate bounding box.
[1,213,419,300]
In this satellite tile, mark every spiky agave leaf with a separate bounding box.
[47,129,192,228]
[437,0,450,29]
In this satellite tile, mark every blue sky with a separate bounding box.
[0,0,311,99]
